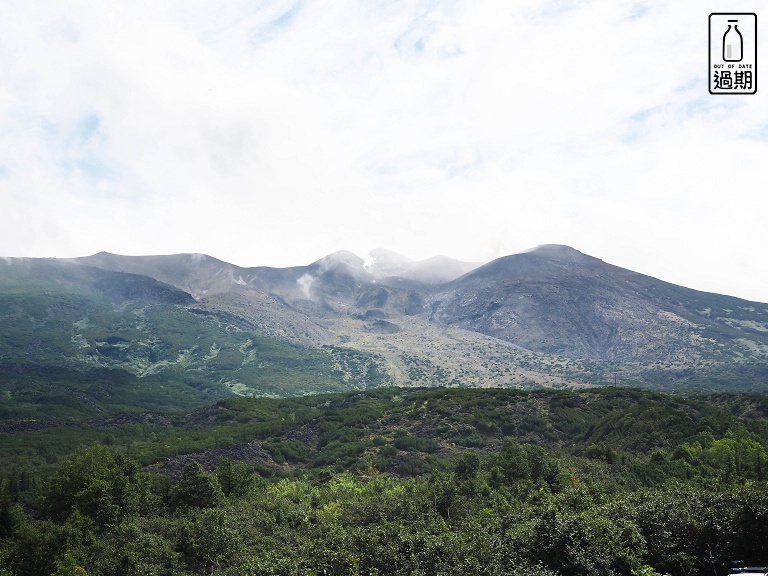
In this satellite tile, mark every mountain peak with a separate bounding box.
[523,244,604,265]
[527,244,584,256]
[312,250,366,272]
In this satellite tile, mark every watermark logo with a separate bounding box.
[709,13,757,94]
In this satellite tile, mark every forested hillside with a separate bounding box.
[2,387,768,575]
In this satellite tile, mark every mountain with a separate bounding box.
[2,244,768,418]
[432,245,768,363]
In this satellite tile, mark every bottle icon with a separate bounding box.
[723,19,743,61]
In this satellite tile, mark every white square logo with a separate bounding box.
[709,13,757,94]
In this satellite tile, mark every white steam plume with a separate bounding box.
[297,273,316,299]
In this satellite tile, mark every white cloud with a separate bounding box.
[0,0,767,301]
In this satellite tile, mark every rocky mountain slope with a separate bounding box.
[432,245,768,363]
[82,244,768,385]
[2,245,767,416]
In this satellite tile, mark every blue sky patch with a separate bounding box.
[77,113,101,143]
[75,157,115,181]
[621,98,741,145]
[626,2,651,21]
[741,122,768,143]
[250,1,303,46]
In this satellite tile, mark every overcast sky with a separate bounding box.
[1,1,767,301]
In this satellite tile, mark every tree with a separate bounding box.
[214,457,259,498]
[40,446,149,531]
[51,551,88,576]
[179,508,243,574]
[169,461,224,509]
[454,450,480,482]
[0,480,24,538]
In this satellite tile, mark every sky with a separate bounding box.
[1,1,767,301]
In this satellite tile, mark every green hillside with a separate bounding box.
[2,387,768,575]
[0,260,391,417]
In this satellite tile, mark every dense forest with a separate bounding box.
[2,386,768,575]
